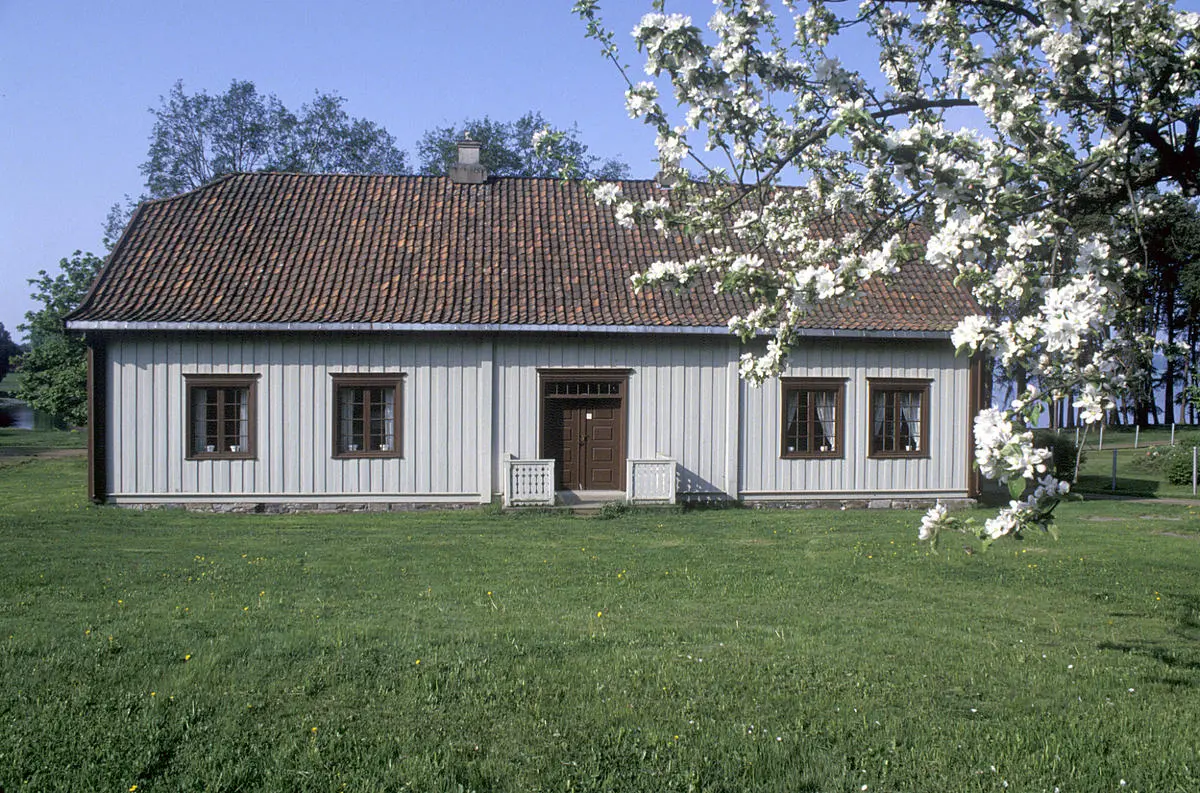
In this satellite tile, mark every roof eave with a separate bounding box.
[65,319,953,341]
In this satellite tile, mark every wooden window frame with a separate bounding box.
[185,374,259,460]
[867,378,932,459]
[331,374,405,459]
[780,378,846,459]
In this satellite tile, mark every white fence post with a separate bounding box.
[1099,424,1104,451]
[1172,424,1176,446]
[1134,426,1140,449]
[1193,447,1197,497]
[504,458,556,507]
[627,458,677,505]
[1112,450,1118,492]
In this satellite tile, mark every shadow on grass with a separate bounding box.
[1098,593,1200,687]
[1073,475,1161,497]
[1098,640,1200,673]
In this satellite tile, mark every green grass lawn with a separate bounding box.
[0,370,21,397]
[1070,426,1200,498]
[2,459,1198,792]
[0,428,86,454]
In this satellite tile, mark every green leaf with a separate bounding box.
[1007,478,1026,500]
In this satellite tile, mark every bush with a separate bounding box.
[1162,440,1200,485]
[1032,429,1087,481]
[1130,446,1167,471]
[596,501,629,519]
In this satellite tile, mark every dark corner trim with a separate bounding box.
[87,337,107,504]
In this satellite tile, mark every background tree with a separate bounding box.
[106,79,411,244]
[142,79,409,199]
[0,322,17,384]
[417,111,628,179]
[1139,196,1200,424]
[16,252,105,426]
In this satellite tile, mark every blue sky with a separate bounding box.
[4,1,1199,340]
[0,0,664,337]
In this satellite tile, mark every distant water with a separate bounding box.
[0,400,67,430]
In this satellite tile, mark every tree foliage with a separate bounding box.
[16,252,105,426]
[576,0,1200,541]
[0,322,17,384]
[417,111,628,179]
[142,79,408,199]
[1120,194,1200,423]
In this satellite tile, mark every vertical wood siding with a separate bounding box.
[105,334,482,499]
[492,334,740,496]
[739,339,970,496]
[103,331,967,503]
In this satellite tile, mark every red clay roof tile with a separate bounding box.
[70,173,977,332]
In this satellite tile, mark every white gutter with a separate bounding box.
[66,319,951,341]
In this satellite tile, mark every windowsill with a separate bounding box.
[868,451,930,460]
[781,452,843,460]
[187,452,256,461]
[333,452,403,460]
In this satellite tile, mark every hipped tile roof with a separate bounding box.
[69,173,977,333]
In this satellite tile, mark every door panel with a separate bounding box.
[583,402,620,488]
[545,397,623,490]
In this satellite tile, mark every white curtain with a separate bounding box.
[785,392,801,451]
[898,392,921,451]
[191,388,210,454]
[372,388,396,449]
[230,388,248,447]
[339,387,357,451]
[872,392,887,450]
[814,391,836,450]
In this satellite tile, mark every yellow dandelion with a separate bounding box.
[130,786,138,792]
[415,659,421,665]
[597,611,603,618]
[184,654,192,661]
[150,691,156,697]
[311,726,318,734]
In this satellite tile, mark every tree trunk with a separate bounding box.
[1165,285,1178,426]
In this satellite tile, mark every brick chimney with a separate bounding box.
[449,138,488,184]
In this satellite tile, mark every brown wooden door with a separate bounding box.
[548,398,623,490]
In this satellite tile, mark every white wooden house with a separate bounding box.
[67,146,985,510]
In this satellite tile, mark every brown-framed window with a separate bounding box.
[781,378,845,458]
[868,378,931,458]
[332,374,404,458]
[186,375,258,459]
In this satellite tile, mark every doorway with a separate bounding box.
[540,372,628,491]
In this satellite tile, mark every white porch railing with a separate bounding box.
[504,457,556,507]
[626,457,677,505]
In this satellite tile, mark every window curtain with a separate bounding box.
[229,388,248,448]
[370,388,396,450]
[785,391,801,451]
[814,391,836,451]
[191,388,210,455]
[872,392,887,450]
[898,392,921,451]
[339,387,357,451]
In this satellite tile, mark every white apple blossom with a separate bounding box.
[575,0,1200,542]
[613,200,636,229]
[951,315,992,353]
[593,182,622,206]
